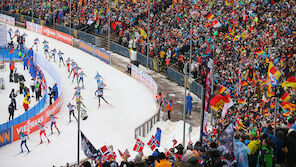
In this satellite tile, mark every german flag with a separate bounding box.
[280,92,290,102]
[238,99,246,104]
[241,81,248,87]
[210,94,229,111]
[206,13,214,20]
[255,49,263,55]
[280,102,296,110]
[281,75,296,89]
[219,85,226,94]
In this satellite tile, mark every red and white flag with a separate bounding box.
[243,7,248,21]
[118,149,123,158]
[147,135,159,151]
[124,149,130,157]
[210,18,221,28]
[133,139,145,153]
[172,138,177,146]
[99,145,112,161]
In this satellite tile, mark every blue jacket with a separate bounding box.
[186,95,192,108]
[53,84,58,100]
[234,139,250,167]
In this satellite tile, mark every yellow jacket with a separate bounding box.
[155,159,171,167]
[247,139,261,155]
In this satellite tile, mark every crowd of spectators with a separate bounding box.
[2,0,296,166]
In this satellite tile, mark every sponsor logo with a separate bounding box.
[0,128,12,147]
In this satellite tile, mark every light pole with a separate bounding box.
[146,1,150,68]
[107,0,111,51]
[31,0,34,18]
[77,101,81,167]
[70,0,72,28]
[182,20,193,146]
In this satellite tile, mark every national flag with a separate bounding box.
[241,80,248,87]
[280,102,296,110]
[219,85,227,94]
[210,18,221,28]
[237,99,246,104]
[242,7,248,21]
[124,149,130,157]
[147,135,159,151]
[118,149,123,158]
[172,138,177,146]
[219,123,234,155]
[280,92,290,102]
[206,13,214,20]
[210,94,229,111]
[222,99,234,118]
[267,82,275,97]
[133,139,145,153]
[281,75,296,89]
[140,28,147,39]
[268,62,281,81]
[255,49,263,55]
[81,132,100,160]
[99,145,112,161]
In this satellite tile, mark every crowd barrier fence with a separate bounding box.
[0,44,62,147]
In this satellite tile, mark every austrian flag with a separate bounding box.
[147,135,160,151]
[133,139,145,153]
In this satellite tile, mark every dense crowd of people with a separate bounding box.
[2,0,296,166]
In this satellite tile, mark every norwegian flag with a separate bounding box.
[99,145,112,161]
[124,149,131,157]
[147,135,159,151]
[172,138,177,146]
[133,139,145,153]
[118,149,123,158]
[111,151,117,160]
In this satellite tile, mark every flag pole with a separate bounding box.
[146,0,150,68]
[77,101,81,167]
[199,82,205,143]
[183,71,187,146]
[107,0,111,51]
[70,0,72,28]
[274,97,277,135]
[210,46,215,125]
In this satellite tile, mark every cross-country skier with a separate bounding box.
[43,40,49,58]
[32,38,40,51]
[49,48,57,62]
[58,50,65,66]
[67,102,77,122]
[72,91,86,107]
[98,80,106,93]
[78,70,87,88]
[95,88,111,108]
[8,28,13,40]
[19,132,30,153]
[14,29,20,39]
[68,61,76,78]
[49,114,60,134]
[74,85,82,95]
[66,58,71,72]
[38,122,50,143]
[94,72,102,85]
[72,65,80,83]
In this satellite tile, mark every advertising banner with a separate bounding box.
[131,64,158,96]
[79,40,94,55]
[56,31,73,45]
[0,14,15,25]
[94,47,111,64]
[42,26,56,39]
[26,21,42,34]
[12,111,45,141]
[0,127,12,147]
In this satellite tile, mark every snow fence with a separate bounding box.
[0,46,63,147]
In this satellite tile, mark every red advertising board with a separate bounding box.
[42,26,56,39]
[12,97,62,141]
[12,111,45,141]
[56,31,73,45]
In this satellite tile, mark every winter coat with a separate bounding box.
[23,97,30,111]
[183,156,201,167]
[8,102,14,114]
[155,159,171,167]
[258,145,274,167]
[234,139,250,167]
[247,139,261,155]
[52,84,58,100]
